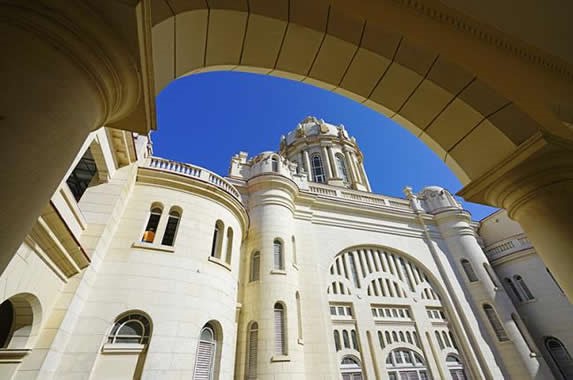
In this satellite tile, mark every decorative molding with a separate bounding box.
[392,0,573,80]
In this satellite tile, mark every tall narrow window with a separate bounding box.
[210,220,224,258]
[483,304,509,341]
[351,330,359,350]
[511,313,535,353]
[250,252,260,282]
[335,153,349,183]
[504,278,523,302]
[334,330,341,351]
[274,303,287,355]
[292,236,297,265]
[461,259,478,282]
[349,253,360,288]
[435,331,444,349]
[142,205,163,243]
[547,268,564,293]
[193,325,217,380]
[271,156,279,172]
[161,208,181,246]
[296,292,303,341]
[514,275,534,300]
[66,148,98,201]
[273,239,284,270]
[343,330,350,349]
[311,154,325,183]
[246,322,258,380]
[225,228,233,264]
[546,337,573,378]
[483,263,499,287]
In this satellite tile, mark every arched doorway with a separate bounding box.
[385,348,429,380]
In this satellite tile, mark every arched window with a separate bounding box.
[108,312,151,344]
[271,156,279,172]
[514,275,534,300]
[340,356,362,380]
[483,304,509,341]
[142,205,162,242]
[343,330,351,349]
[378,331,385,349]
[546,337,573,378]
[292,236,297,265]
[0,294,39,350]
[273,239,284,270]
[296,292,303,341]
[512,313,535,353]
[335,153,349,183]
[311,154,325,183]
[504,277,524,302]
[546,268,564,293]
[210,220,224,258]
[225,227,233,264]
[442,331,451,347]
[274,303,287,355]
[193,324,218,380]
[334,330,341,351]
[351,330,359,350]
[386,349,429,380]
[385,331,392,344]
[161,207,181,246]
[446,354,467,380]
[246,322,258,380]
[435,331,445,349]
[483,263,499,287]
[250,252,260,282]
[461,259,478,282]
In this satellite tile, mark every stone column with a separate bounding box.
[459,133,573,300]
[303,150,312,181]
[0,2,149,274]
[321,145,333,179]
[419,186,553,379]
[343,150,358,185]
[327,146,340,178]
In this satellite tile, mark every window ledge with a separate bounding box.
[0,349,31,363]
[270,269,287,275]
[297,338,304,345]
[529,352,538,358]
[208,256,232,271]
[519,299,537,305]
[132,241,175,253]
[271,355,290,362]
[101,343,145,354]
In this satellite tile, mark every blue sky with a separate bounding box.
[154,71,496,220]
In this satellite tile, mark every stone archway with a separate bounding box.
[1,0,573,298]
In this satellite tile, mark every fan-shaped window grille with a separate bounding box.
[108,313,151,344]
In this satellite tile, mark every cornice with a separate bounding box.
[137,167,249,236]
[390,0,573,81]
[0,2,142,126]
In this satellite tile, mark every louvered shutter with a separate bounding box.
[274,241,282,270]
[548,339,573,377]
[483,305,509,341]
[274,308,284,354]
[247,328,258,379]
[193,340,214,380]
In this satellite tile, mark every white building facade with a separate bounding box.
[0,117,569,379]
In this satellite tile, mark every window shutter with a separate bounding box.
[274,241,283,270]
[193,340,214,380]
[483,305,509,341]
[247,328,258,379]
[547,338,573,377]
[461,260,478,282]
[251,253,260,282]
[274,308,284,354]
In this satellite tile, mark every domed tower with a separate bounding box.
[279,116,371,191]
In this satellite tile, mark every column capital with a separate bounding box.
[1,1,155,133]
[458,132,573,218]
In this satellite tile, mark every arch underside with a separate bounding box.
[150,1,549,186]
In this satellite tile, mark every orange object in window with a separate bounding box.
[142,229,155,243]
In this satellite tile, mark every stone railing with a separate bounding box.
[144,157,241,200]
[484,234,533,261]
[306,183,411,210]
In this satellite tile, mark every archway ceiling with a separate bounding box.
[149,0,573,185]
